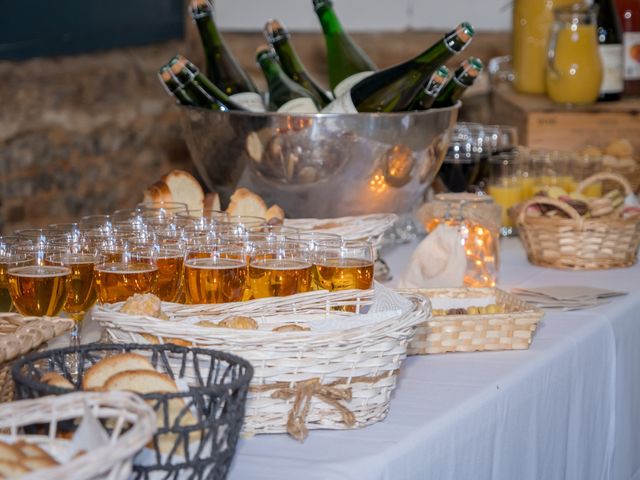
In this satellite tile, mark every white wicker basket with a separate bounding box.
[0,391,156,480]
[284,213,398,246]
[94,284,428,441]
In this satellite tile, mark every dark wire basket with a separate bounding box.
[11,343,253,480]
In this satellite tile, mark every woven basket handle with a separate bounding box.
[516,196,584,224]
[577,172,633,196]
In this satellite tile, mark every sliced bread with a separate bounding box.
[161,170,204,213]
[226,188,268,218]
[82,353,155,391]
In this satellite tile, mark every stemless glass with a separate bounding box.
[488,151,523,236]
[312,240,375,292]
[0,253,34,312]
[8,265,71,316]
[132,245,184,302]
[94,252,158,304]
[248,241,312,299]
[183,245,247,304]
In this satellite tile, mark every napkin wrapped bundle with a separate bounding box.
[398,224,467,288]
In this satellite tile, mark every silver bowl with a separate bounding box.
[180,104,459,219]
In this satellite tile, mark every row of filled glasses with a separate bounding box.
[0,203,375,326]
[487,148,604,233]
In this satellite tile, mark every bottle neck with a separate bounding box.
[273,39,305,74]
[195,12,224,50]
[316,4,345,36]
[415,30,470,67]
[259,56,287,86]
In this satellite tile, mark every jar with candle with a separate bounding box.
[419,193,502,287]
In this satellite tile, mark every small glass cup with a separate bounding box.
[183,246,247,304]
[8,265,71,316]
[488,151,522,236]
[94,254,158,304]
[312,240,375,292]
[248,241,312,299]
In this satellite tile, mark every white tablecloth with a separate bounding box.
[227,238,640,480]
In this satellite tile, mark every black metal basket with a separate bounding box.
[11,343,253,480]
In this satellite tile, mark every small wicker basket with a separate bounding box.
[284,213,397,246]
[407,288,544,355]
[0,391,156,480]
[517,172,640,270]
[0,313,72,403]
[92,285,428,442]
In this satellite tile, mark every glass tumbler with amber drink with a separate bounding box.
[312,240,375,292]
[248,241,312,299]
[184,245,247,304]
[7,265,71,316]
[94,250,159,304]
[132,246,184,303]
[488,151,522,236]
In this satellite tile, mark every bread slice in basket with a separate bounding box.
[82,353,155,391]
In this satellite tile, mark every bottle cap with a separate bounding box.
[190,0,213,18]
[256,44,276,60]
[264,19,289,44]
[453,57,484,87]
[456,22,475,42]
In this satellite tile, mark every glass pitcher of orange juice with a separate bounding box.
[512,0,576,94]
[546,4,603,105]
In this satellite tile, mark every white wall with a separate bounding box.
[215,0,511,32]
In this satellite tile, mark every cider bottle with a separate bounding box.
[265,19,333,107]
[616,0,640,95]
[409,66,450,111]
[190,0,265,111]
[594,0,624,100]
[169,55,247,111]
[323,23,474,113]
[312,0,377,97]
[158,65,197,106]
[431,57,484,109]
[256,45,320,113]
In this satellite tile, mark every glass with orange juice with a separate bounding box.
[545,4,603,105]
[488,152,522,236]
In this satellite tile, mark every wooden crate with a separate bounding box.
[492,85,640,151]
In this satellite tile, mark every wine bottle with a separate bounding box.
[594,0,624,100]
[431,57,484,109]
[409,66,450,111]
[312,0,377,97]
[616,0,640,95]
[189,0,265,111]
[169,55,247,111]
[158,65,197,106]
[256,45,320,113]
[264,19,333,107]
[322,23,475,113]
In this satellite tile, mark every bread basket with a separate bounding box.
[516,172,640,270]
[92,284,428,442]
[0,391,155,480]
[0,313,72,403]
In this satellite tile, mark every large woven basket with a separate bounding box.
[407,288,544,355]
[517,173,640,270]
[0,391,155,480]
[93,284,428,442]
[0,313,72,403]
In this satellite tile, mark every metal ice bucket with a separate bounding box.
[180,104,459,219]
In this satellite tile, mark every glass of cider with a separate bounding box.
[312,239,375,292]
[184,245,247,304]
[248,241,312,299]
[8,265,71,316]
[94,251,159,304]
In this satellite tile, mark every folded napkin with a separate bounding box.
[398,224,466,289]
[511,286,627,310]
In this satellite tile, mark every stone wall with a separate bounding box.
[0,22,509,233]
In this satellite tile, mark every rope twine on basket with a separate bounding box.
[251,370,398,441]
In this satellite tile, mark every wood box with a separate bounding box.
[492,86,640,151]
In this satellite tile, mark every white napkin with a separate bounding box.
[398,224,466,289]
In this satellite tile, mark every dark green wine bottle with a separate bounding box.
[323,23,474,113]
[158,65,197,106]
[409,66,450,111]
[312,0,377,97]
[431,57,484,109]
[190,0,265,111]
[169,55,246,111]
[265,19,333,107]
[256,45,320,113]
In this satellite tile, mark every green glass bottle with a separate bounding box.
[256,45,320,113]
[158,65,197,106]
[431,57,484,109]
[169,55,246,111]
[312,0,377,97]
[265,19,333,107]
[323,23,475,113]
[409,66,450,111]
[190,0,265,111]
